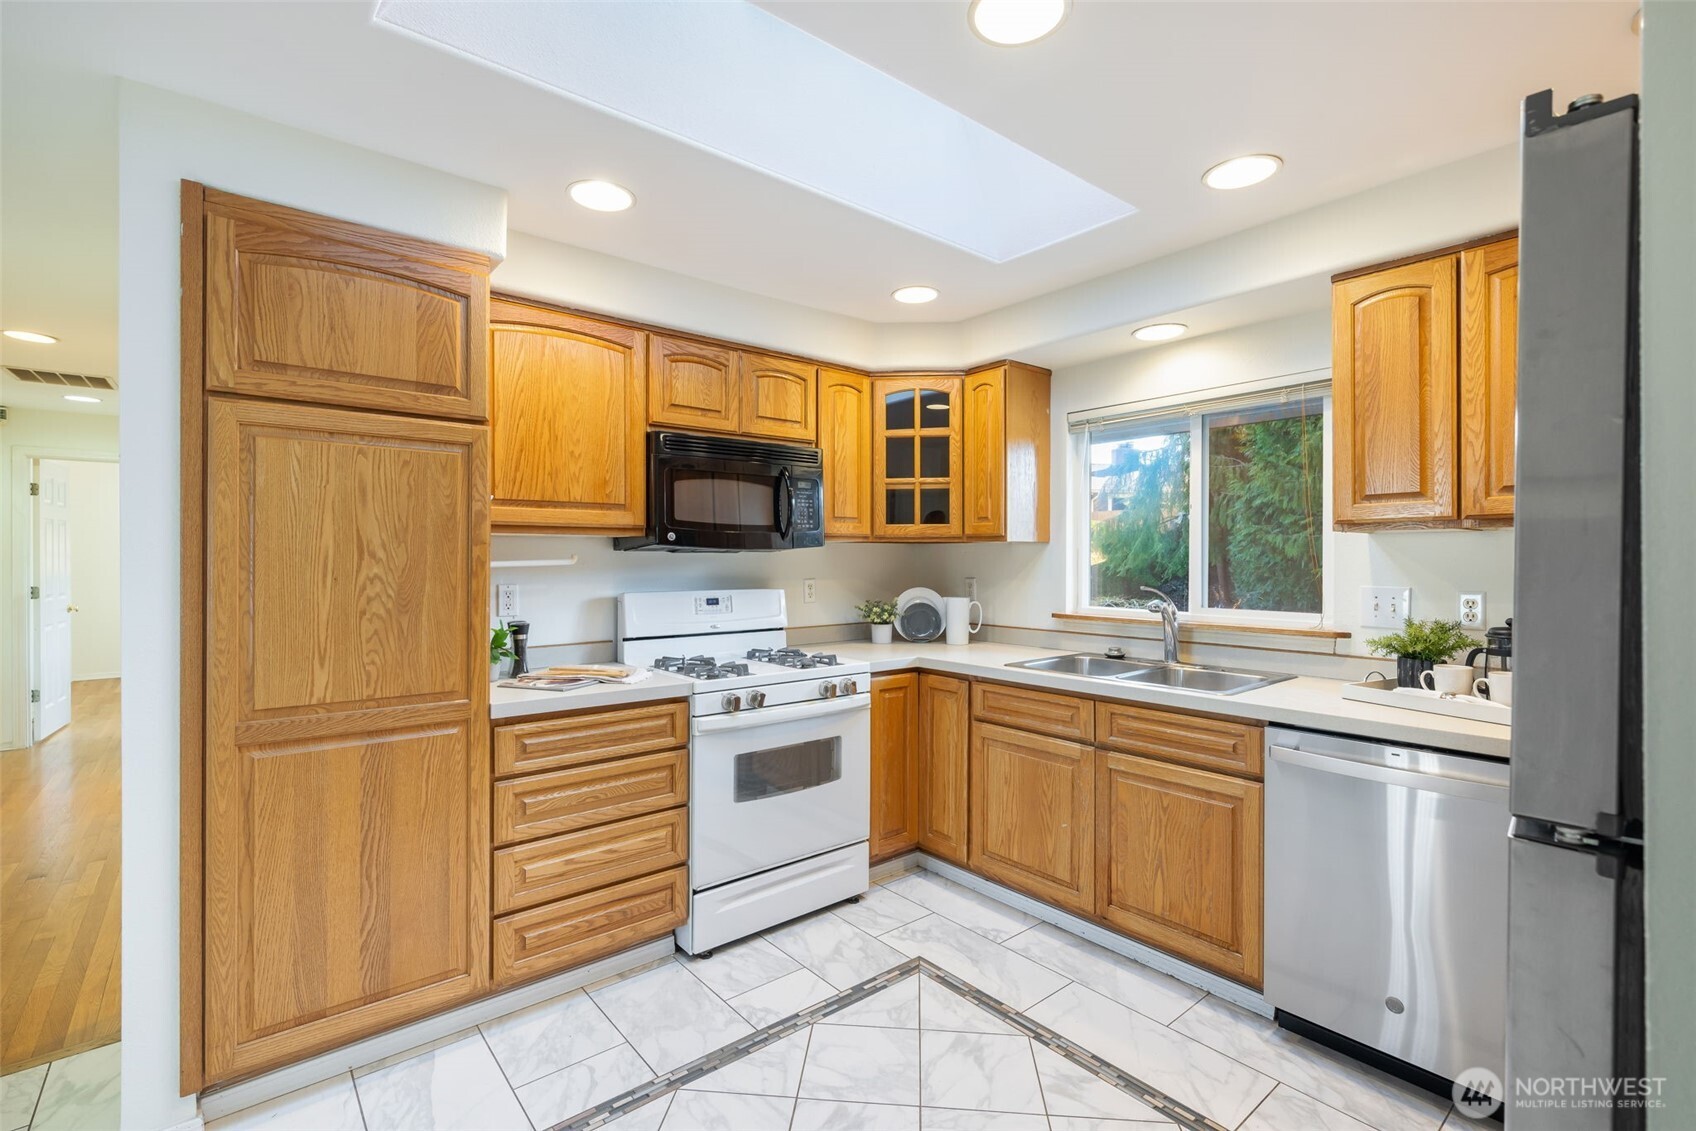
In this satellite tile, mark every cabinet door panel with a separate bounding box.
[203,398,489,1081]
[819,367,873,539]
[490,303,647,532]
[969,723,1093,914]
[741,352,816,442]
[873,376,963,540]
[204,190,489,420]
[649,335,738,433]
[871,673,920,860]
[1096,753,1262,984]
[1332,256,1458,524]
[917,674,970,865]
[963,367,1006,540]
[1461,238,1519,521]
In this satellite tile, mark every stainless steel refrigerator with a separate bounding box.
[1507,89,1645,1130]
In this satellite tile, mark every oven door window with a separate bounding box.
[734,738,842,803]
[667,469,778,533]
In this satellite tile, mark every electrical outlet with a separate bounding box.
[497,584,519,619]
[966,577,978,602]
[1361,586,1411,629]
[1459,593,1485,628]
[802,578,817,603]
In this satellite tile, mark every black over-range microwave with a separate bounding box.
[615,431,825,552]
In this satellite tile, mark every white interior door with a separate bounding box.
[35,459,73,739]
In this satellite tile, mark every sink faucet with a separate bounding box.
[1140,586,1180,664]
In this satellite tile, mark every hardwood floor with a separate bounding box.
[2,679,122,1072]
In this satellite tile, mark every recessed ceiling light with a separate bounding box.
[4,329,58,344]
[1133,323,1188,342]
[969,0,1068,46]
[567,179,635,212]
[63,394,102,404]
[892,286,940,304]
[1202,154,1283,190]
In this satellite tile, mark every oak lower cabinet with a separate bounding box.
[916,674,970,865]
[489,300,648,533]
[1095,753,1264,984]
[200,398,492,1083]
[962,363,1051,542]
[969,723,1094,914]
[870,673,921,860]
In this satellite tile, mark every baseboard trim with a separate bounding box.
[196,938,675,1121]
[868,851,923,883]
[911,853,1273,1018]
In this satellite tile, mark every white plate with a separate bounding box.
[894,587,945,642]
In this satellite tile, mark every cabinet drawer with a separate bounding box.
[494,808,688,915]
[495,750,688,846]
[494,701,689,778]
[1095,703,1263,777]
[972,681,1093,743]
[493,867,688,986]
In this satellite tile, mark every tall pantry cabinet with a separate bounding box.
[182,185,494,1088]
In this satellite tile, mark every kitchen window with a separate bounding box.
[1074,381,1330,625]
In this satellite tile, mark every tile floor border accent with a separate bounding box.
[551,958,1226,1131]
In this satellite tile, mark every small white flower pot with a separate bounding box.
[870,623,894,645]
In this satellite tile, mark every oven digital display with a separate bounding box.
[693,595,732,614]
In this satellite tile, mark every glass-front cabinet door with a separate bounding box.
[873,375,963,539]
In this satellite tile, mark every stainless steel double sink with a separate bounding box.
[1006,653,1293,696]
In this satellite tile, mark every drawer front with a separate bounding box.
[495,750,688,846]
[494,808,688,914]
[1095,702,1263,777]
[972,681,1093,743]
[493,867,688,986]
[494,701,689,778]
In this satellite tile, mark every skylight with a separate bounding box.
[373,0,1135,262]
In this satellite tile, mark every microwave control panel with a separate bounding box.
[792,482,821,531]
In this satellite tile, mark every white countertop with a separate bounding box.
[819,640,1513,761]
[490,669,696,720]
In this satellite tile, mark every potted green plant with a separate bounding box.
[490,624,517,681]
[855,599,900,645]
[1366,619,1475,688]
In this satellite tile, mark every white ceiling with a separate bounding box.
[0,1,1640,387]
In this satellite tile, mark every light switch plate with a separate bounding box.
[1361,586,1411,629]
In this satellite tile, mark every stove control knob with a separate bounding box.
[721,693,743,713]
[747,690,767,709]
[819,681,839,699]
[838,677,859,696]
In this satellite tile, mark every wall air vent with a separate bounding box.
[6,368,116,390]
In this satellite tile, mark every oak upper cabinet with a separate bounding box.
[740,352,817,443]
[870,673,921,861]
[1460,237,1519,522]
[963,363,1051,542]
[873,375,963,540]
[201,398,490,1081]
[969,723,1094,914]
[1096,753,1263,984]
[489,300,648,533]
[818,367,873,539]
[916,674,970,865]
[649,334,739,434]
[1332,255,1460,527]
[202,188,490,421]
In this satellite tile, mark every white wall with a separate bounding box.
[0,408,120,748]
[931,311,1516,664]
[115,81,507,1131]
[67,459,120,680]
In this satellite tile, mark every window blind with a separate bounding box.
[1066,368,1331,434]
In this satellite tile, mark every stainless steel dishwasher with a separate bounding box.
[1264,726,1509,1086]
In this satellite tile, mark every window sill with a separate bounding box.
[1052,610,1350,640]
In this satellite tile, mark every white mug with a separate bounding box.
[1474,672,1514,706]
[944,597,983,646]
[1421,664,1474,696]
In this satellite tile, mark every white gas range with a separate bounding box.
[617,589,871,954]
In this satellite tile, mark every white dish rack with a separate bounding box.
[1341,676,1512,727]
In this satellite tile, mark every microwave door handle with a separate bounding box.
[776,467,794,539]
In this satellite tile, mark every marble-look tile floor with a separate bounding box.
[45,866,1482,1131]
[1,1042,121,1131]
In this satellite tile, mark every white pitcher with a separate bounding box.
[944,597,983,646]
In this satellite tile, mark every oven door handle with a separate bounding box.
[775,467,794,540]
[694,694,869,734]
